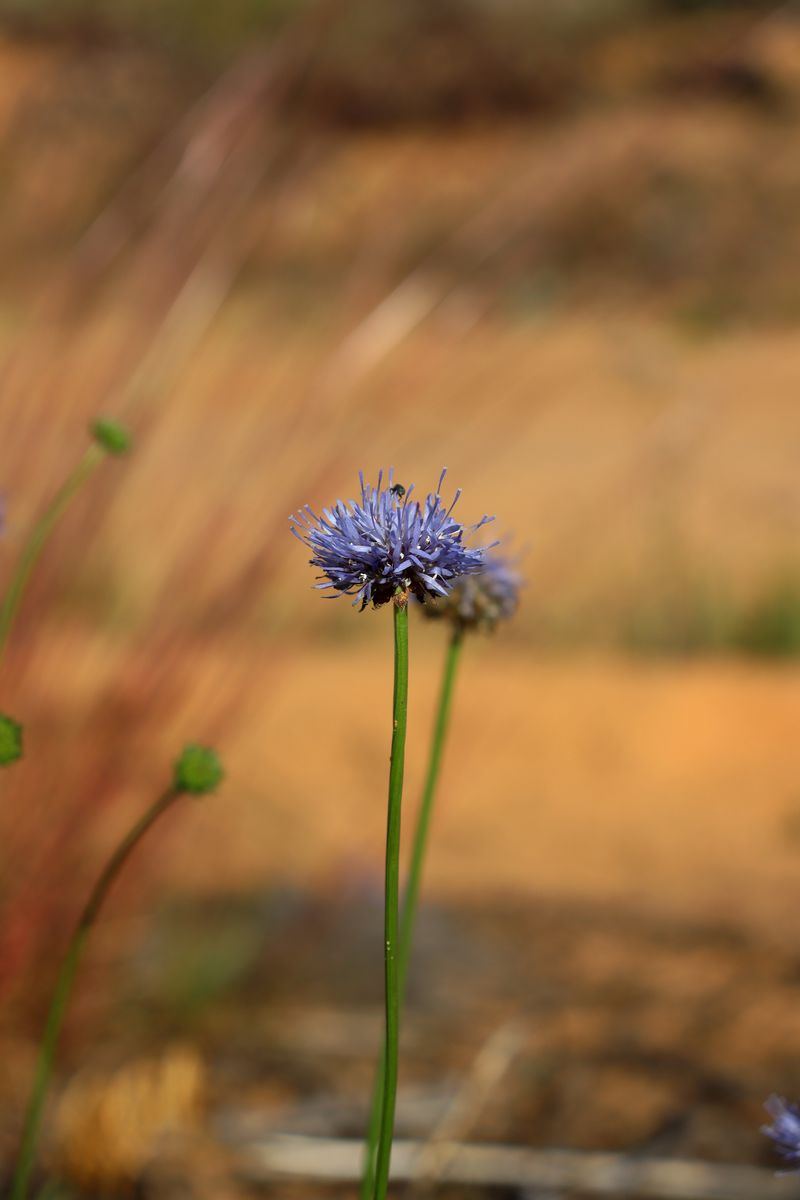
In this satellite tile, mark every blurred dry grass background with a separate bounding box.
[2,1,800,1194]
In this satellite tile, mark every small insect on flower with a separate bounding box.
[423,550,523,633]
[291,469,495,610]
[763,1095,800,1169]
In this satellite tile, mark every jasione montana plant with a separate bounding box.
[292,469,514,1200]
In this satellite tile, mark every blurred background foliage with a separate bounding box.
[0,0,783,62]
[0,0,799,652]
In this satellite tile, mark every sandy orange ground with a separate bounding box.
[9,626,799,943]
[189,643,800,938]
[5,631,800,1194]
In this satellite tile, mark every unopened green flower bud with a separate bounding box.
[0,714,23,766]
[174,744,223,794]
[91,418,132,456]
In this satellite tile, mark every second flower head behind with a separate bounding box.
[422,549,522,634]
[291,469,495,610]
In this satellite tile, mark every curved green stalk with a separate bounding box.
[0,445,105,667]
[10,784,184,1200]
[372,598,409,1200]
[361,627,463,1200]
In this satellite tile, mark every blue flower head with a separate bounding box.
[763,1095,800,1169]
[422,549,522,633]
[291,469,494,610]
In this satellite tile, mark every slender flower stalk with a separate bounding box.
[398,626,462,989]
[360,549,522,1197]
[360,624,463,1200]
[371,595,410,1200]
[9,745,223,1200]
[0,419,132,671]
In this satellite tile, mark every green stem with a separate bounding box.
[398,627,462,987]
[372,599,409,1200]
[10,784,184,1200]
[361,627,463,1200]
[0,445,105,668]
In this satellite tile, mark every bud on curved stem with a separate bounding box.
[0,446,102,669]
[9,746,222,1200]
[0,418,132,674]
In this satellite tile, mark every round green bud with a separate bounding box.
[174,744,224,794]
[91,417,132,456]
[0,714,23,766]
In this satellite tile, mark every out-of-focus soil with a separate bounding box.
[3,632,800,1194]
[6,631,800,938]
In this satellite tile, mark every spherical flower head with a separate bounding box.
[291,469,495,610]
[763,1095,800,1169]
[0,714,22,767]
[422,550,522,633]
[174,744,224,794]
